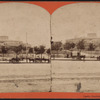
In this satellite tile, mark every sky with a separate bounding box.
[0,2,50,48]
[51,3,100,43]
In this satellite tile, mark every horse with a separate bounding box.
[34,58,42,63]
[97,56,100,60]
[9,57,20,63]
[28,58,35,62]
[72,55,85,60]
[42,58,50,63]
[77,55,85,60]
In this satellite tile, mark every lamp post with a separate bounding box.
[50,15,52,92]
[26,32,28,63]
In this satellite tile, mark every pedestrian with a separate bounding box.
[70,52,73,57]
[76,82,81,92]
[67,54,69,58]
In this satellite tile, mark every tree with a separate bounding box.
[88,43,95,51]
[88,43,95,57]
[51,41,62,57]
[71,43,76,49]
[29,47,34,58]
[77,39,85,52]
[34,45,45,61]
[64,42,75,50]
[34,46,40,58]
[38,45,45,60]
[51,41,62,51]
[29,48,33,53]
[1,46,8,60]
[13,45,24,58]
[34,46,39,54]
[46,48,51,59]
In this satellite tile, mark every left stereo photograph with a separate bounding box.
[0,2,51,92]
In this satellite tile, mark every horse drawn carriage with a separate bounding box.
[72,55,85,60]
[9,57,50,63]
[29,58,50,63]
[66,51,86,60]
[9,57,21,63]
[97,56,100,60]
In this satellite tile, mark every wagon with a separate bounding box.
[9,58,20,63]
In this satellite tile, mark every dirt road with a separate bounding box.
[0,64,51,93]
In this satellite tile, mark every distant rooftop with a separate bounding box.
[74,33,98,39]
[0,36,8,41]
[87,33,97,38]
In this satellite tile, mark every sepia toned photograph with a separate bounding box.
[51,3,100,92]
[0,2,51,92]
[1,1,100,94]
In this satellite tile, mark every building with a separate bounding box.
[0,36,31,47]
[87,33,97,38]
[0,36,8,41]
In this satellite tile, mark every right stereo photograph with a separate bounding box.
[51,3,100,92]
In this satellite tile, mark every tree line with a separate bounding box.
[51,39,96,52]
[0,45,51,59]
